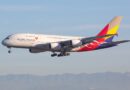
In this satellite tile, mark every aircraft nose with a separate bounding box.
[1,39,8,46]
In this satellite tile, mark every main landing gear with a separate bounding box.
[51,52,70,57]
[51,53,58,57]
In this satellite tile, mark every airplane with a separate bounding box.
[1,16,130,57]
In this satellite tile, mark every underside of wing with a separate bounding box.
[32,34,115,52]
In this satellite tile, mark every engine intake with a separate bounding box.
[71,40,82,47]
[50,43,61,50]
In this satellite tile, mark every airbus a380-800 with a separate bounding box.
[2,16,130,57]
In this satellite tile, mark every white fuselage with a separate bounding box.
[2,33,82,49]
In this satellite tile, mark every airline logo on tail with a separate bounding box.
[78,16,123,51]
[97,16,122,42]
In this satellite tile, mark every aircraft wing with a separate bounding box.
[80,34,115,44]
[31,34,116,56]
[34,34,115,51]
[111,40,130,45]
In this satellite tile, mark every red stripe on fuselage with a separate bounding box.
[77,25,109,52]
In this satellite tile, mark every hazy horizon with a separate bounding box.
[0,72,130,90]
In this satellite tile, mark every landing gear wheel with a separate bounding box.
[57,54,63,57]
[57,52,70,57]
[65,53,70,56]
[8,47,11,54]
[8,50,11,54]
[51,53,57,57]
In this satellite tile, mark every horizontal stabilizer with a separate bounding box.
[111,40,130,45]
[96,40,130,50]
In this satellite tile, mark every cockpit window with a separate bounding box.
[5,35,11,40]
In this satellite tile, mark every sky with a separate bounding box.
[0,0,130,75]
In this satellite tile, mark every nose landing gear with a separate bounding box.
[8,47,11,54]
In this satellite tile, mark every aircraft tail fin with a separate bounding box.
[97,16,123,42]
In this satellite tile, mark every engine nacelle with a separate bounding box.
[50,43,61,50]
[29,48,46,53]
[34,43,61,51]
[71,40,82,47]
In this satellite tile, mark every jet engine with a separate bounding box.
[34,43,61,51]
[50,43,61,50]
[71,40,82,47]
[32,40,82,52]
[29,48,46,53]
